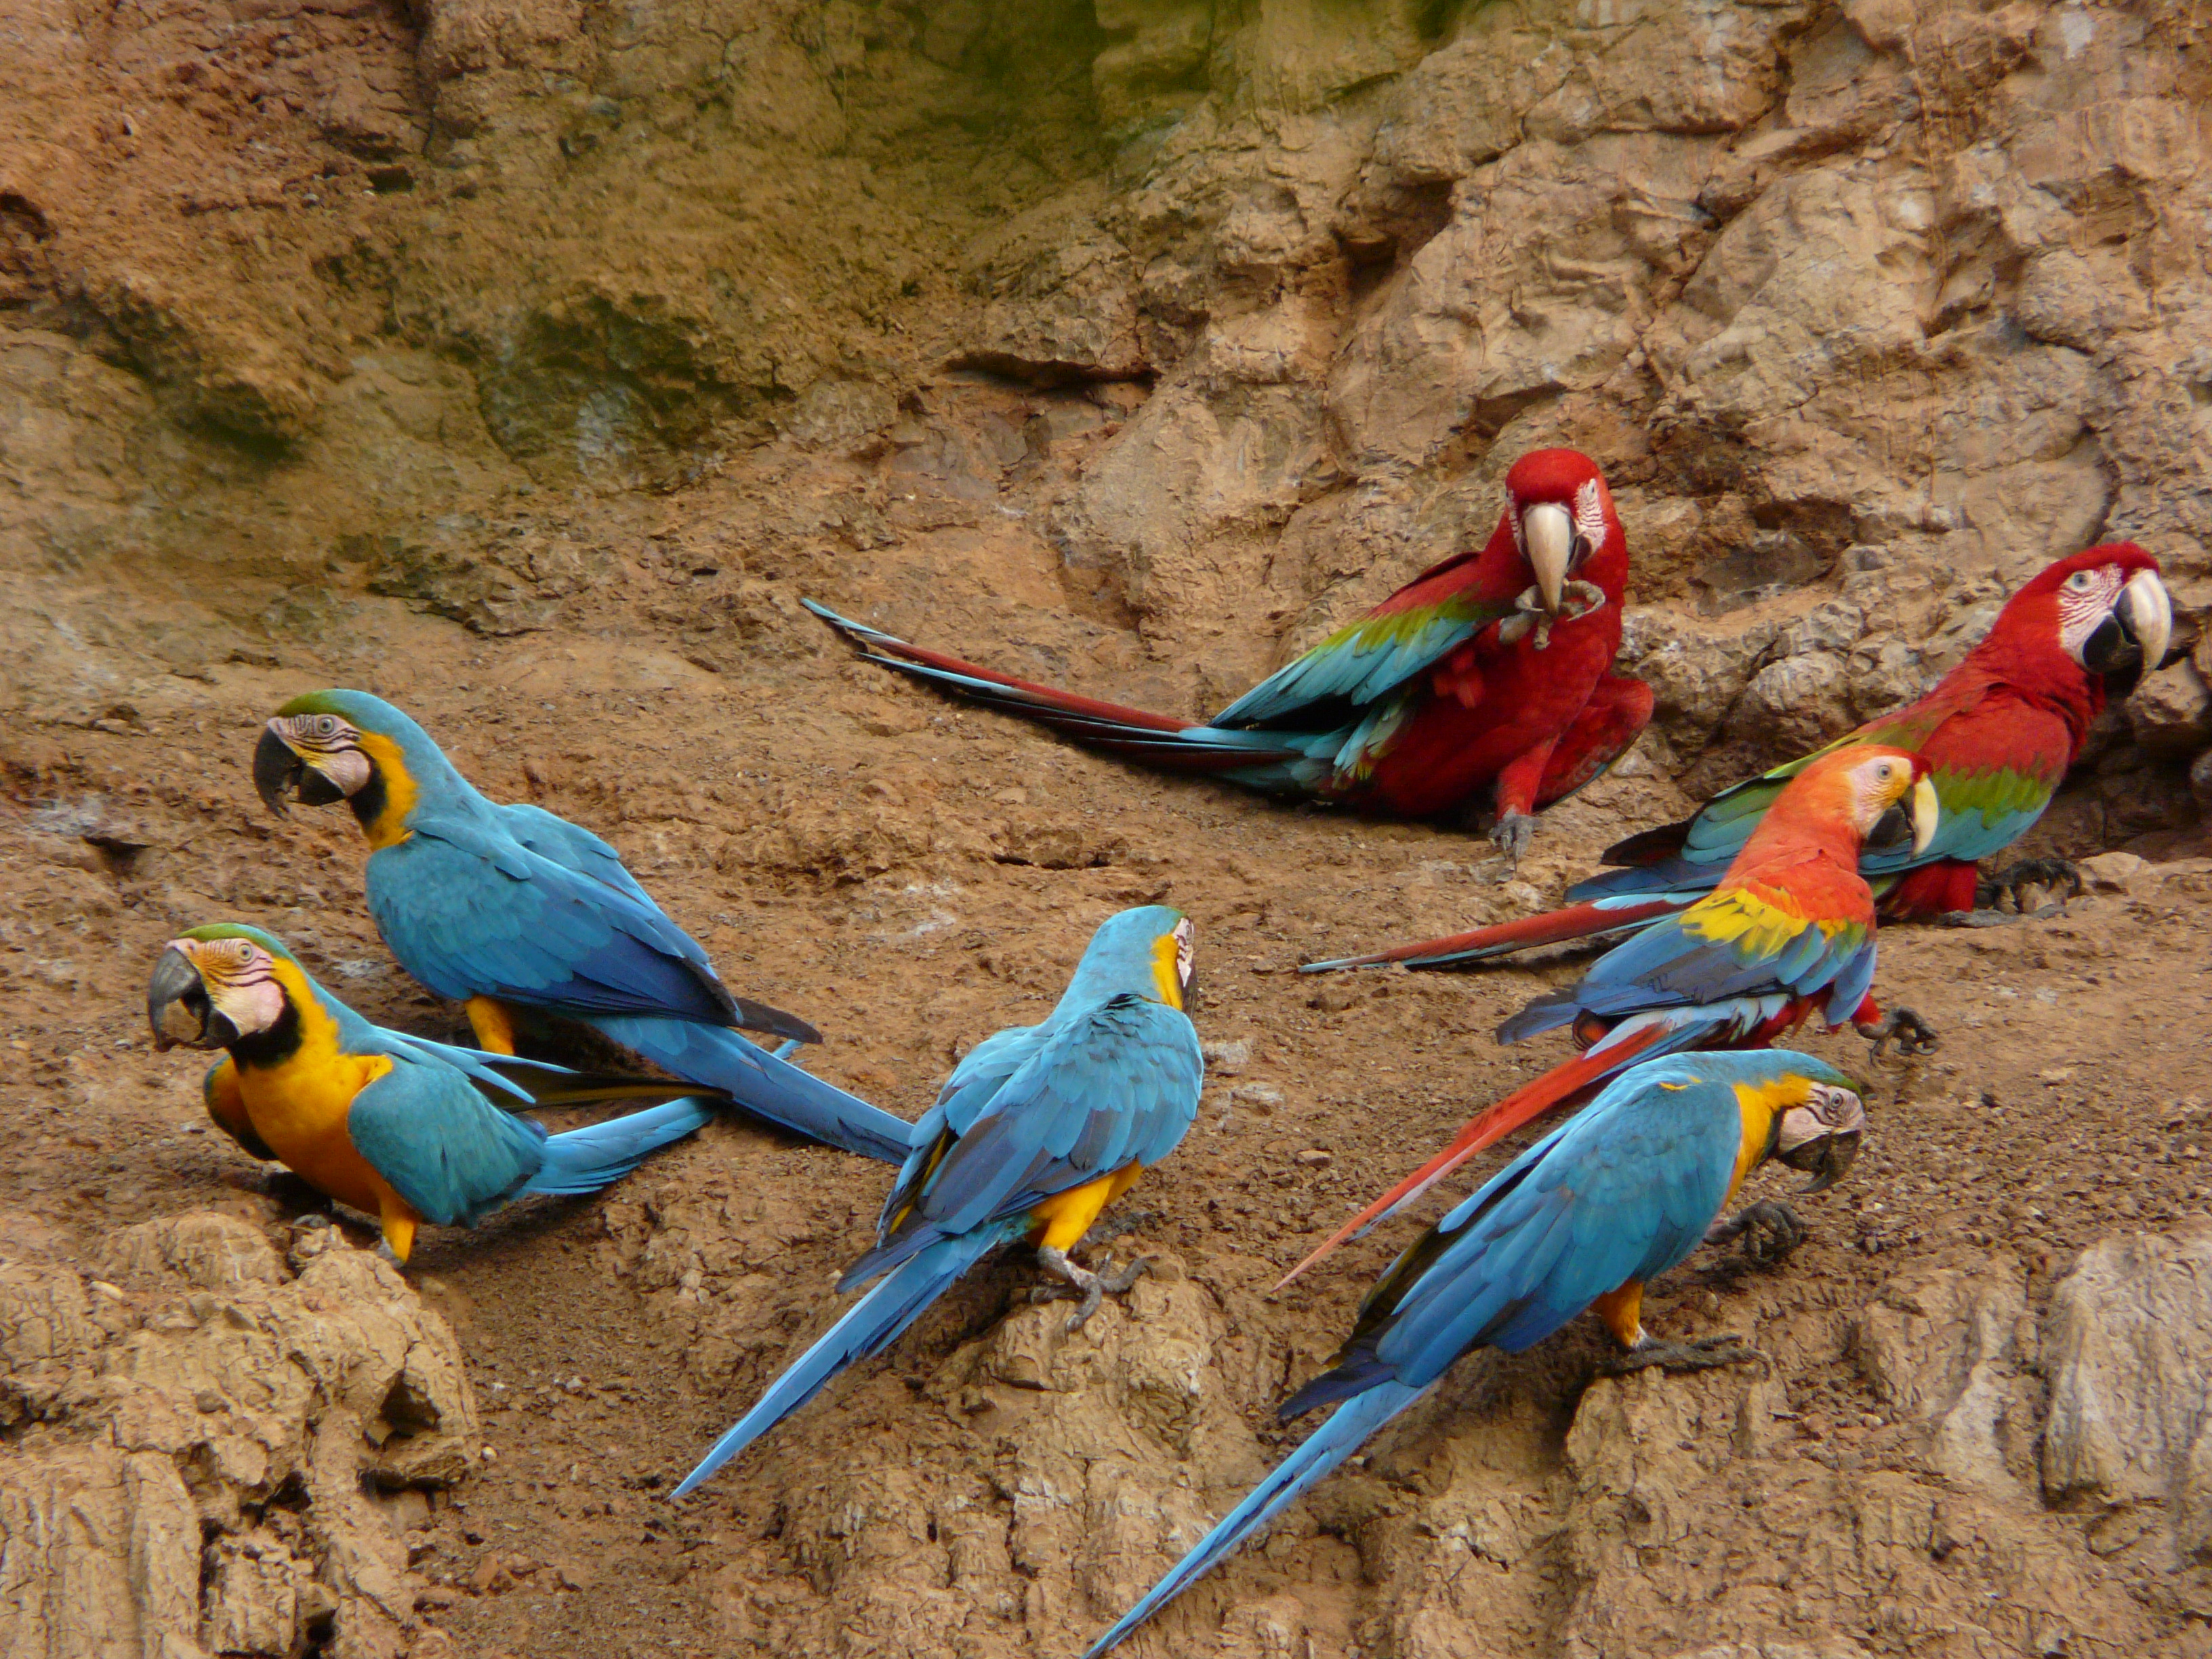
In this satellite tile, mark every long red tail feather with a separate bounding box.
[1273,1024,1668,1289]
[1303,896,1687,972]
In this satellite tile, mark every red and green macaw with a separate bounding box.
[806,448,1652,859]
[1083,1049,1866,1656]
[1281,745,1935,1285]
[1312,544,2173,969]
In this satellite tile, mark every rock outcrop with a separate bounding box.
[0,1212,476,1659]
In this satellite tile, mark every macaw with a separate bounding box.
[1311,544,2173,970]
[148,924,720,1263]
[671,906,1202,1497]
[251,691,914,1165]
[1084,1049,1865,1656]
[805,448,1652,859]
[1280,745,1934,1286]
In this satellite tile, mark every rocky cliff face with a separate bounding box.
[9,3,2212,1657]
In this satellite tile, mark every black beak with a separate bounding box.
[254,726,302,815]
[1779,1129,1861,1194]
[254,726,346,814]
[1865,804,1912,853]
[2081,613,2135,678]
[148,947,234,1051]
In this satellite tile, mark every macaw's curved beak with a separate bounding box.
[1780,1127,1860,1193]
[1909,773,1940,856]
[1521,501,1573,617]
[148,947,235,1051]
[2089,567,2175,684]
[254,724,346,815]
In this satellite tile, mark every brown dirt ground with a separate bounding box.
[7,404,2212,1656]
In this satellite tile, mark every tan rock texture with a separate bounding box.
[0,1214,474,1659]
[9,3,2212,1658]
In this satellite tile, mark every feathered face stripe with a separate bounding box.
[268,714,372,796]
[173,937,287,1038]
[2055,563,2126,663]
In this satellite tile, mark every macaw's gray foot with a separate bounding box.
[1034,1245,1149,1334]
[1490,811,1537,866]
[373,1238,403,1267]
[1860,1005,1940,1061]
[1601,1334,1755,1375]
[1704,1200,1806,1263]
[1977,857,2083,915]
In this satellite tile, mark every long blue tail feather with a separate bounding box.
[671,1221,1021,1498]
[520,1097,715,1195]
[1082,1381,1426,1657]
[589,1015,914,1164]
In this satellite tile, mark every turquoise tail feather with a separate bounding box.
[589,1015,914,1165]
[520,1097,714,1195]
[1082,1380,1425,1657]
[671,1221,1021,1498]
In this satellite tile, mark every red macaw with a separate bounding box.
[806,449,1652,859]
[1279,744,1938,1286]
[1310,544,2173,969]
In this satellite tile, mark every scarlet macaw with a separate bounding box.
[806,449,1651,859]
[1312,544,2173,969]
[1083,1049,1866,1657]
[148,924,719,1263]
[1282,745,1933,1285]
[251,691,914,1164]
[672,906,1202,1497]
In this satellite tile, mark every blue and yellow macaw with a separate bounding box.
[251,691,912,1164]
[1084,1049,1866,1656]
[148,924,720,1263]
[671,905,1203,1497]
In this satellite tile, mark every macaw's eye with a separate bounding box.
[311,715,340,738]
[2067,571,2095,592]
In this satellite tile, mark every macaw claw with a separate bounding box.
[1034,1246,1149,1334]
[1602,1333,1757,1375]
[1704,1200,1805,1263]
[1975,857,2085,916]
[1490,810,1537,865]
[1862,1005,1939,1061]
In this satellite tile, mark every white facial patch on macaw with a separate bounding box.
[1848,756,1912,833]
[1778,1082,1866,1153]
[1572,476,1609,556]
[1172,917,1195,988]
[2057,565,2126,662]
[186,938,287,1037]
[272,714,372,795]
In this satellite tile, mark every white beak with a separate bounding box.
[1910,773,1939,856]
[2120,568,2174,674]
[1521,502,1572,616]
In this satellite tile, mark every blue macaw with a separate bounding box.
[1084,1048,1865,1656]
[252,691,912,1164]
[148,923,721,1263]
[672,905,1203,1497]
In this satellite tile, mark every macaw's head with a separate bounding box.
[1987,544,2172,692]
[254,691,447,848]
[1767,1066,1868,1193]
[148,925,300,1052]
[1711,1049,1866,1193]
[1501,448,1622,619]
[1792,745,1940,857]
[1063,905,1197,1012]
